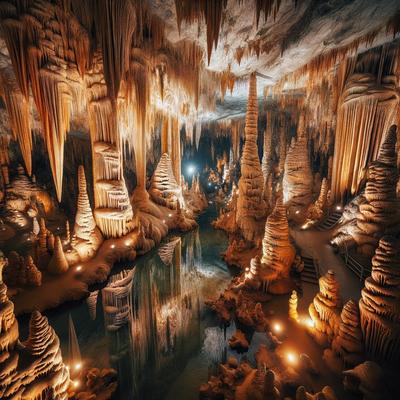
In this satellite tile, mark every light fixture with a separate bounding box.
[273,322,282,333]
[336,205,342,210]
[76,266,82,272]
[187,164,196,175]
[110,244,115,249]
[286,351,298,364]
[74,362,82,371]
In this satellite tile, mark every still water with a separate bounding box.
[19,208,241,399]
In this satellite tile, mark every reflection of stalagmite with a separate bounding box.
[149,153,183,209]
[48,236,69,275]
[289,290,299,321]
[333,126,400,255]
[283,115,313,207]
[359,236,400,363]
[73,165,103,259]
[236,73,266,241]
[309,270,341,338]
[331,299,364,367]
[261,195,295,280]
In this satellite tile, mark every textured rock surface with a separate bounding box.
[359,236,400,363]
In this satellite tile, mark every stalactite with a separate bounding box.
[170,116,182,186]
[255,0,282,28]
[95,0,136,100]
[236,73,266,241]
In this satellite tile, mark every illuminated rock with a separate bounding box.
[306,177,328,222]
[149,153,184,209]
[289,290,299,321]
[48,236,69,275]
[283,115,313,207]
[236,73,266,241]
[73,165,103,260]
[359,236,400,363]
[309,270,341,339]
[333,125,400,255]
[261,195,295,282]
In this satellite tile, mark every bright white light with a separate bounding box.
[168,213,172,217]
[73,380,80,388]
[76,266,82,272]
[74,362,82,371]
[208,182,212,186]
[214,186,218,189]
[336,205,342,211]
[286,351,298,364]
[273,322,282,333]
[295,210,300,215]
[110,244,115,249]
[187,165,196,175]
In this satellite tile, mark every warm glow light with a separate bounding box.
[76,266,82,272]
[286,351,298,364]
[303,317,315,328]
[72,380,80,388]
[168,213,172,217]
[110,244,115,249]
[74,363,82,371]
[336,205,342,210]
[295,210,300,215]
[162,219,166,223]
[273,322,282,333]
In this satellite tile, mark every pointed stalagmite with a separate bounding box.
[331,299,364,367]
[87,290,99,320]
[309,270,341,338]
[289,290,299,321]
[307,177,328,221]
[261,195,295,280]
[333,125,400,255]
[283,114,313,207]
[236,73,266,241]
[359,236,400,363]
[48,236,69,275]
[149,153,184,209]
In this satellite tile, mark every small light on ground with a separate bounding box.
[286,351,298,364]
[168,213,172,217]
[74,362,82,371]
[336,205,342,210]
[76,266,82,272]
[273,322,282,333]
[295,210,300,215]
[72,380,80,388]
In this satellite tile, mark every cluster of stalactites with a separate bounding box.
[359,236,400,363]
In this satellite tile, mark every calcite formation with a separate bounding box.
[0,273,69,399]
[236,73,266,241]
[289,290,299,321]
[283,115,313,208]
[331,299,364,367]
[306,177,328,222]
[261,195,295,282]
[309,270,341,339]
[73,165,103,260]
[48,236,69,275]
[333,125,400,255]
[149,153,184,209]
[359,236,400,363]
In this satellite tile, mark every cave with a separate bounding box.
[0,0,400,399]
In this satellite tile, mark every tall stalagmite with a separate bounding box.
[283,114,313,207]
[261,195,295,281]
[359,236,400,363]
[236,73,266,241]
[333,125,400,255]
[73,165,103,259]
[48,236,69,275]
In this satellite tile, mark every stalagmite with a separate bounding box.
[333,125,400,255]
[331,299,364,367]
[48,236,69,275]
[309,270,341,339]
[261,195,295,282]
[73,165,103,259]
[87,290,99,320]
[306,177,328,222]
[149,153,184,209]
[236,73,266,241]
[359,236,400,363]
[283,115,313,207]
[289,290,299,321]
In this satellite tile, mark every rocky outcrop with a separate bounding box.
[333,125,400,256]
[149,153,184,209]
[289,290,299,321]
[73,165,103,260]
[261,195,295,282]
[282,115,313,208]
[359,236,400,363]
[236,73,266,241]
[306,177,328,222]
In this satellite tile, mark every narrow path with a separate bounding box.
[290,227,363,301]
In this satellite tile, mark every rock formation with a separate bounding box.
[244,256,262,290]
[306,177,328,222]
[48,236,69,275]
[261,195,295,283]
[73,165,103,260]
[283,115,313,207]
[359,236,400,363]
[0,270,69,399]
[333,125,400,256]
[289,290,299,321]
[149,153,184,209]
[309,270,341,340]
[331,299,364,367]
[236,73,266,241]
